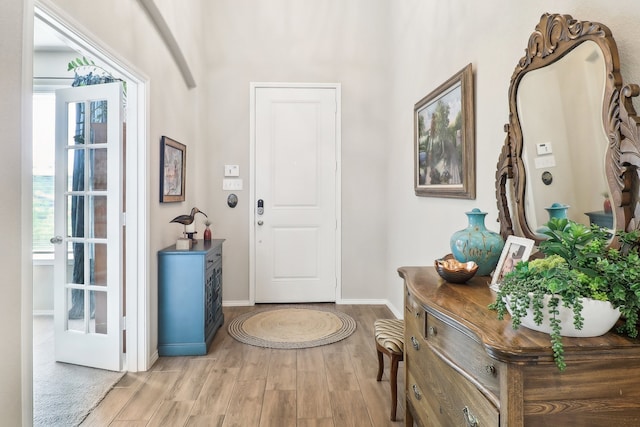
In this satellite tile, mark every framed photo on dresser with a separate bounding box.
[490,235,534,291]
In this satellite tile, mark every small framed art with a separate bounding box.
[414,63,475,198]
[160,136,186,203]
[490,236,535,291]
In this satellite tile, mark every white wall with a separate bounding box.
[197,0,392,303]
[385,1,640,313]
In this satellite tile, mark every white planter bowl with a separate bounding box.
[506,294,621,337]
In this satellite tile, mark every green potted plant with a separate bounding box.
[489,218,640,370]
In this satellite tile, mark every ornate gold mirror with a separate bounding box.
[496,13,640,243]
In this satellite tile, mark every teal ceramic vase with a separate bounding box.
[537,202,569,235]
[545,202,569,220]
[450,208,505,276]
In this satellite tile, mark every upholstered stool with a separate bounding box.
[374,318,405,421]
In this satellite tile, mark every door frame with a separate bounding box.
[30,0,150,372]
[248,82,342,305]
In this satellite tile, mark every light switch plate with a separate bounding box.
[223,178,243,191]
[224,165,240,177]
[534,155,556,169]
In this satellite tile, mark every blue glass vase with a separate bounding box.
[450,208,505,276]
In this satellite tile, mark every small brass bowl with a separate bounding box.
[435,254,479,284]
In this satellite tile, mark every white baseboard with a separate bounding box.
[222,300,253,307]
[337,298,388,305]
[148,350,159,369]
[221,298,403,318]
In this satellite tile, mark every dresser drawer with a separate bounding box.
[206,247,222,269]
[424,312,502,400]
[406,370,436,427]
[405,290,426,340]
[407,345,499,427]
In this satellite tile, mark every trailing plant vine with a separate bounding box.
[489,218,640,371]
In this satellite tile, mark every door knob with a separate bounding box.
[50,236,63,244]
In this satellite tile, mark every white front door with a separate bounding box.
[53,82,123,371]
[252,84,340,303]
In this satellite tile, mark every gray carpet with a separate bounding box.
[33,315,125,427]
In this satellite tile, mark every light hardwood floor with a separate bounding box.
[81,304,405,427]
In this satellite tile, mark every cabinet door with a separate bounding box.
[158,253,205,345]
[204,261,215,337]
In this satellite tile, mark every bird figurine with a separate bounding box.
[171,207,207,241]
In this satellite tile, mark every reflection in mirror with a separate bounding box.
[518,40,610,234]
[494,13,640,245]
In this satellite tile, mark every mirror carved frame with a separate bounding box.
[496,13,640,245]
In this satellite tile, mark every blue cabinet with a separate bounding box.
[585,210,614,229]
[158,239,224,356]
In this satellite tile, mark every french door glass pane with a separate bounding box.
[66,241,83,285]
[90,242,108,287]
[90,100,108,144]
[65,289,107,335]
[89,148,108,190]
[66,288,85,332]
[93,290,108,335]
[88,196,107,239]
[67,102,83,145]
[67,195,84,239]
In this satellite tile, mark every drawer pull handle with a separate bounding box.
[428,326,437,336]
[485,364,496,375]
[412,384,422,400]
[462,406,478,427]
[410,336,420,350]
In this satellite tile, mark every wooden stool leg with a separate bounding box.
[376,347,384,381]
[390,353,400,421]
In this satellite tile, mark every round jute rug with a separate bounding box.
[227,307,357,349]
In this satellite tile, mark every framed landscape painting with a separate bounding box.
[414,63,475,199]
[160,136,186,203]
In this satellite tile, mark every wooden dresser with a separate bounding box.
[399,266,640,427]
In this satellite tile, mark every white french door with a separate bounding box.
[53,82,124,371]
[252,84,340,303]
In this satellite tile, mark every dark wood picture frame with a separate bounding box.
[160,136,186,203]
[414,63,475,198]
